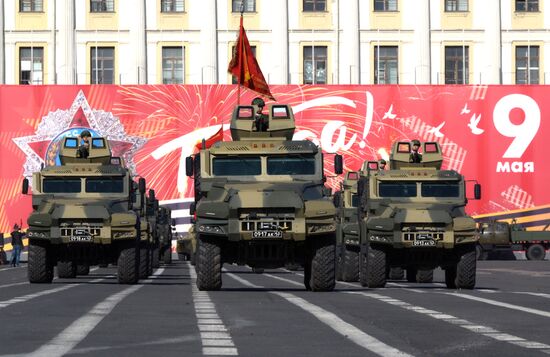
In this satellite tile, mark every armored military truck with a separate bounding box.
[186,102,343,291]
[157,206,174,264]
[357,141,481,289]
[23,136,149,284]
[334,171,361,282]
[177,225,197,264]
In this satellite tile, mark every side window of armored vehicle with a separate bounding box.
[91,138,105,148]
[351,194,359,207]
[212,156,261,176]
[397,143,410,153]
[421,182,460,197]
[43,178,81,193]
[379,182,417,197]
[267,155,315,175]
[86,178,124,193]
[65,138,78,148]
[303,186,323,200]
[238,107,254,119]
[272,106,289,119]
[424,142,438,153]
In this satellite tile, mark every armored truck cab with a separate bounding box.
[24,136,147,284]
[187,103,343,291]
[357,141,480,289]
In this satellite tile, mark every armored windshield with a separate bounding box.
[43,178,81,193]
[86,178,124,193]
[421,182,460,198]
[351,194,359,207]
[267,156,315,175]
[379,182,417,198]
[213,157,261,176]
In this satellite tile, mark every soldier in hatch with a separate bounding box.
[409,139,423,163]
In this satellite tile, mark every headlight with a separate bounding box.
[198,225,223,234]
[113,231,136,239]
[27,231,48,238]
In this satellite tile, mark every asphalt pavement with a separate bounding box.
[0,258,549,356]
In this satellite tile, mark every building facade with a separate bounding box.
[0,0,548,85]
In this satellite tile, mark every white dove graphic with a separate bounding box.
[382,104,396,120]
[468,114,484,135]
[460,103,471,115]
[427,122,445,138]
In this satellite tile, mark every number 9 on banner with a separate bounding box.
[493,94,541,158]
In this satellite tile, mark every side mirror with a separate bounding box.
[189,202,196,216]
[474,184,481,200]
[22,178,29,195]
[138,178,146,194]
[334,154,343,175]
[186,156,194,177]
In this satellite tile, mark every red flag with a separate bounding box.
[228,16,275,101]
[194,126,223,152]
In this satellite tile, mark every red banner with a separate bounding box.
[1,85,548,233]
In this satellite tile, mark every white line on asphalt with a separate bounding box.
[225,271,414,357]
[0,282,28,289]
[189,264,238,356]
[514,292,550,299]
[443,292,550,319]
[349,291,550,352]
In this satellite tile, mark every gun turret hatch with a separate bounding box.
[389,141,443,170]
[59,137,113,165]
[230,104,295,141]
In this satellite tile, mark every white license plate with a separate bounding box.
[70,235,93,242]
[252,231,283,238]
[413,239,436,247]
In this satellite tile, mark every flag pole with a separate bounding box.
[237,1,244,105]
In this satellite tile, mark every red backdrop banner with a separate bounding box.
[1,85,548,232]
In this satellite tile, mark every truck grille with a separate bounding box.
[60,222,103,238]
[241,220,293,232]
[238,208,295,232]
[403,232,444,241]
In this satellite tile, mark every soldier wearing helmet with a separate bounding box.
[378,159,387,171]
[251,97,268,132]
[77,130,92,159]
[409,139,422,163]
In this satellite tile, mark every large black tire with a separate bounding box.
[475,245,488,260]
[57,261,77,279]
[163,247,172,264]
[359,251,368,287]
[147,248,154,276]
[335,247,343,282]
[364,244,386,288]
[341,247,359,282]
[416,269,434,283]
[309,236,336,292]
[152,248,160,268]
[139,247,150,279]
[252,267,264,274]
[455,248,476,289]
[304,260,312,290]
[406,268,417,282]
[117,246,138,284]
[526,244,546,261]
[196,236,222,291]
[389,267,405,280]
[76,264,90,276]
[28,242,54,283]
[445,267,457,289]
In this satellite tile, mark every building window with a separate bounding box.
[232,0,255,12]
[91,47,114,84]
[90,0,114,13]
[303,0,326,12]
[231,46,256,84]
[303,46,327,84]
[374,46,398,84]
[19,0,43,12]
[516,46,539,84]
[445,0,468,12]
[516,0,539,11]
[161,0,184,12]
[19,47,44,85]
[445,46,469,84]
[374,0,397,11]
[162,47,184,84]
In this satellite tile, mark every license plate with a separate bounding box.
[252,231,283,238]
[413,239,436,247]
[70,235,93,242]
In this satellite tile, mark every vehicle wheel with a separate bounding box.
[178,253,188,261]
[445,268,457,289]
[309,236,336,292]
[335,247,343,282]
[196,236,222,291]
[475,245,487,260]
[285,262,300,271]
[364,244,386,288]
[152,248,160,268]
[304,260,312,291]
[252,267,264,274]
[57,261,76,279]
[191,251,197,266]
[163,247,172,264]
[341,247,359,282]
[28,242,54,283]
[389,267,405,280]
[526,244,546,261]
[117,246,138,284]
[406,268,417,282]
[455,247,476,289]
[359,251,368,287]
[76,264,90,276]
[147,248,154,276]
[416,269,434,283]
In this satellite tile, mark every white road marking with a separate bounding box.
[22,268,164,357]
[225,271,414,357]
[189,264,238,356]
[0,282,28,289]
[514,292,550,299]
[349,291,550,352]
